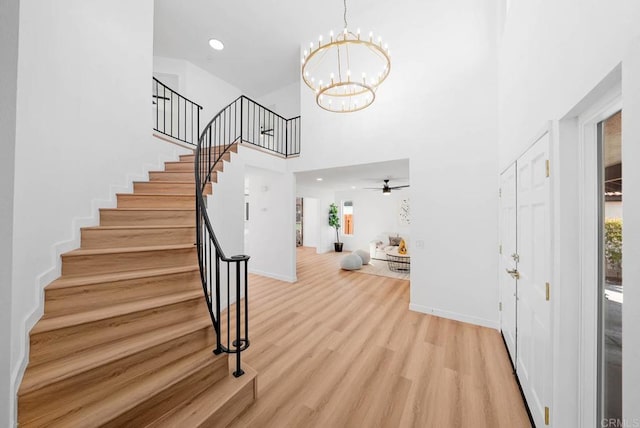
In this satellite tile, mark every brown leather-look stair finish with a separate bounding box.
[18,142,256,427]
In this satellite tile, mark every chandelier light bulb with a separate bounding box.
[369,31,373,42]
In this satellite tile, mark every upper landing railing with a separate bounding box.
[152,77,202,146]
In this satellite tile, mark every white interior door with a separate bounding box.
[499,163,518,366]
[516,133,552,426]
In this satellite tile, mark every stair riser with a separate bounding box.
[117,194,195,209]
[62,247,197,276]
[180,152,232,163]
[30,298,207,367]
[202,380,256,428]
[133,182,211,195]
[19,327,216,426]
[45,270,201,316]
[100,209,195,226]
[149,172,195,182]
[81,227,195,249]
[164,162,195,172]
[102,356,228,428]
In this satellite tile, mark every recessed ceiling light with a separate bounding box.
[351,186,356,189]
[316,178,323,181]
[208,39,224,51]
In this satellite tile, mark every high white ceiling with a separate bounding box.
[295,159,409,192]
[153,0,390,97]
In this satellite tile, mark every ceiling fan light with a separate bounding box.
[383,187,391,195]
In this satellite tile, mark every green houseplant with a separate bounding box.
[605,218,623,280]
[329,203,343,252]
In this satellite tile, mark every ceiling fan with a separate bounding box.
[365,179,409,195]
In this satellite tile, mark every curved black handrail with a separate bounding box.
[194,95,300,377]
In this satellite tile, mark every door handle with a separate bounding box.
[506,268,520,280]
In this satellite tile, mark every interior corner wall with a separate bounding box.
[293,0,500,327]
[0,0,19,424]
[153,56,243,128]
[256,81,301,119]
[499,1,640,425]
[10,1,175,424]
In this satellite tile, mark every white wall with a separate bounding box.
[290,0,500,328]
[9,2,194,426]
[334,189,410,253]
[245,162,297,282]
[0,0,19,424]
[208,144,296,283]
[301,197,319,248]
[153,56,243,129]
[499,1,640,425]
[256,81,300,119]
[605,201,623,220]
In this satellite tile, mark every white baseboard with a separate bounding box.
[248,268,296,283]
[409,303,499,330]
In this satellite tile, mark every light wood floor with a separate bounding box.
[228,247,531,428]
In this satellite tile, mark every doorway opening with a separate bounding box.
[296,197,303,247]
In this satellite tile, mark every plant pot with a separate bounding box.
[334,242,344,252]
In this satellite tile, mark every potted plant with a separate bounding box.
[328,203,343,252]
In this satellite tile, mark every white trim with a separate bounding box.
[577,88,622,428]
[248,268,297,283]
[152,131,197,151]
[409,303,500,330]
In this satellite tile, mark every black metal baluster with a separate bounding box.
[234,259,244,377]
[214,251,222,354]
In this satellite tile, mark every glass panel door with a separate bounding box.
[598,110,623,424]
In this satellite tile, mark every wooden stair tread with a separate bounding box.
[100,208,195,211]
[53,348,224,427]
[63,243,194,257]
[116,193,194,197]
[82,225,194,231]
[151,364,257,427]
[20,317,212,396]
[46,265,199,290]
[32,289,202,334]
[133,180,197,185]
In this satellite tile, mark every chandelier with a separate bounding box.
[301,0,391,113]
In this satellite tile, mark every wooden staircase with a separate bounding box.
[18,144,257,427]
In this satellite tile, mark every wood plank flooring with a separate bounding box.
[229,247,531,428]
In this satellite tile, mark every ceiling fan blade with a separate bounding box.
[363,187,382,190]
[389,185,410,189]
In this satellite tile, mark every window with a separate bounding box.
[342,201,354,236]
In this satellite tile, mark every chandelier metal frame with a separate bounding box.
[301,1,391,113]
